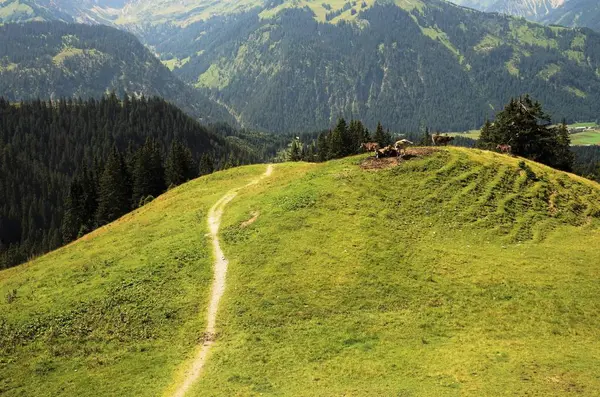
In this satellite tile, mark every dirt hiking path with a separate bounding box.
[170,165,273,397]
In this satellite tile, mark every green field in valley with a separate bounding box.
[2,148,600,396]
[570,129,600,145]
[451,125,600,146]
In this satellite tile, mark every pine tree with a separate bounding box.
[198,153,215,176]
[96,146,132,225]
[420,126,431,146]
[133,138,165,204]
[349,120,366,154]
[317,132,329,162]
[374,122,387,146]
[287,138,303,161]
[80,164,97,232]
[553,121,574,172]
[477,120,494,150]
[62,177,85,243]
[328,120,345,159]
[166,140,197,187]
[479,95,573,171]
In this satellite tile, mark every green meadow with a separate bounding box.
[2,148,600,396]
[0,165,268,396]
[570,130,600,145]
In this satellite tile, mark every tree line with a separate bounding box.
[283,118,475,162]
[61,138,210,244]
[0,94,265,270]
[285,96,584,180]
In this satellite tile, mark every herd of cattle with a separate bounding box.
[361,134,513,158]
[361,134,456,158]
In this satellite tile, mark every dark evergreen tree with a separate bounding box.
[478,120,493,150]
[317,132,330,162]
[374,122,387,146]
[96,147,132,225]
[479,95,573,171]
[166,140,197,187]
[198,153,215,176]
[133,138,166,205]
[553,122,574,172]
[287,138,303,161]
[62,178,85,244]
[328,120,345,159]
[80,164,98,234]
[419,126,431,146]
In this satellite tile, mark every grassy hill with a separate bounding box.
[2,148,600,395]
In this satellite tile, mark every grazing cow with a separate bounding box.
[496,144,512,154]
[376,145,399,158]
[360,142,380,156]
[432,134,454,146]
[394,139,414,156]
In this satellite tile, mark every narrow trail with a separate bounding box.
[170,165,273,397]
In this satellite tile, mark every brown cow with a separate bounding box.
[376,145,399,158]
[496,144,512,154]
[360,142,380,154]
[394,139,414,156]
[432,134,454,146]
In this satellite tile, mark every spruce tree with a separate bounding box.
[166,141,197,187]
[80,164,97,232]
[198,153,215,176]
[553,121,574,172]
[479,95,573,171]
[374,122,387,146]
[477,120,494,150]
[62,178,85,243]
[287,138,303,161]
[133,138,165,204]
[328,120,345,159]
[96,146,131,225]
[317,132,329,162]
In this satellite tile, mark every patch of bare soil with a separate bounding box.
[241,211,259,228]
[361,147,438,170]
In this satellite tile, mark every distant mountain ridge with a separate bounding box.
[0,21,234,124]
[3,1,600,132]
[542,0,600,32]
[450,0,566,20]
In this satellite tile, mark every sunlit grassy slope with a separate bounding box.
[0,165,268,396]
[2,148,600,396]
[198,148,600,396]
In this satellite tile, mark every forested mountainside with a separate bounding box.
[450,0,565,20]
[0,95,265,270]
[149,2,600,132]
[542,0,600,32]
[0,22,234,124]
[3,1,600,133]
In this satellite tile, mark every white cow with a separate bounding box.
[394,139,414,156]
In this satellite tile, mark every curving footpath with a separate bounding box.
[170,165,273,397]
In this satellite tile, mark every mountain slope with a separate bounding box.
[451,0,566,20]
[1,148,600,395]
[4,2,600,132]
[0,21,233,124]
[543,0,600,31]
[148,2,600,132]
